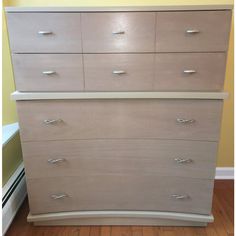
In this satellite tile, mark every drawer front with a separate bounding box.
[155,53,226,91]
[156,11,231,52]
[17,100,222,141]
[22,139,217,179]
[12,54,84,92]
[84,54,155,91]
[27,176,214,215]
[7,13,82,53]
[82,12,155,53]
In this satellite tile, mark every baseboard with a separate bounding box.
[2,162,27,235]
[215,167,234,179]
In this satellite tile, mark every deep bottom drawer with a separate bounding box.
[27,176,214,215]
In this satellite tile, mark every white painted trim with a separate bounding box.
[11,91,229,101]
[2,162,24,197]
[215,167,234,179]
[5,5,233,12]
[2,123,19,147]
[2,163,27,235]
[27,210,213,223]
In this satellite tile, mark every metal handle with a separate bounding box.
[176,118,195,124]
[171,194,190,200]
[43,119,63,125]
[42,71,56,75]
[186,29,200,34]
[112,31,125,35]
[183,70,196,74]
[112,70,126,75]
[38,31,53,35]
[48,158,66,164]
[51,194,68,200]
[174,158,193,164]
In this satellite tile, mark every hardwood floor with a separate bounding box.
[6,180,234,236]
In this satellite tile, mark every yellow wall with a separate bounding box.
[2,1,23,187]
[2,133,23,185]
[217,16,234,167]
[3,0,234,167]
[2,7,17,125]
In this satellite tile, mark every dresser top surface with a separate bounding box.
[5,5,233,12]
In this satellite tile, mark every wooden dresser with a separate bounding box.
[5,5,232,226]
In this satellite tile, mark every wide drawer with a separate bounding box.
[6,13,82,53]
[12,54,84,92]
[81,12,156,53]
[156,11,231,52]
[27,175,214,215]
[17,100,222,141]
[22,139,217,179]
[84,54,155,91]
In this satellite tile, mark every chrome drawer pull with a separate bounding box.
[176,118,195,124]
[43,119,63,125]
[42,71,56,75]
[112,31,125,35]
[171,194,190,200]
[48,158,66,164]
[112,70,126,75]
[186,29,200,34]
[38,31,53,35]
[51,194,68,200]
[174,158,193,164]
[183,70,196,74]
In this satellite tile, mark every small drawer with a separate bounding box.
[27,176,214,215]
[84,54,155,91]
[6,13,82,53]
[155,53,226,91]
[22,139,217,180]
[82,12,156,53]
[156,11,231,52]
[12,54,84,91]
[16,99,222,142]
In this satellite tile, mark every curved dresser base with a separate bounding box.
[28,211,213,226]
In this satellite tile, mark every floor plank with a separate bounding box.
[5,180,234,236]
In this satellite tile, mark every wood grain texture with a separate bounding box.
[12,54,84,92]
[5,180,234,235]
[26,175,214,215]
[16,100,223,142]
[154,53,227,91]
[84,54,155,91]
[6,13,82,53]
[12,52,227,92]
[21,139,218,179]
[84,52,227,92]
[81,12,155,53]
[156,11,231,52]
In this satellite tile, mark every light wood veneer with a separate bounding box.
[5,5,232,226]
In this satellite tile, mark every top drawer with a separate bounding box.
[156,11,231,52]
[6,11,231,53]
[6,13,82,53]
[81,12,156,53]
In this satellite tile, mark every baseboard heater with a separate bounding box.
[2,163,27,235]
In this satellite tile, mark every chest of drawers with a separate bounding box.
[6,5,232,226]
